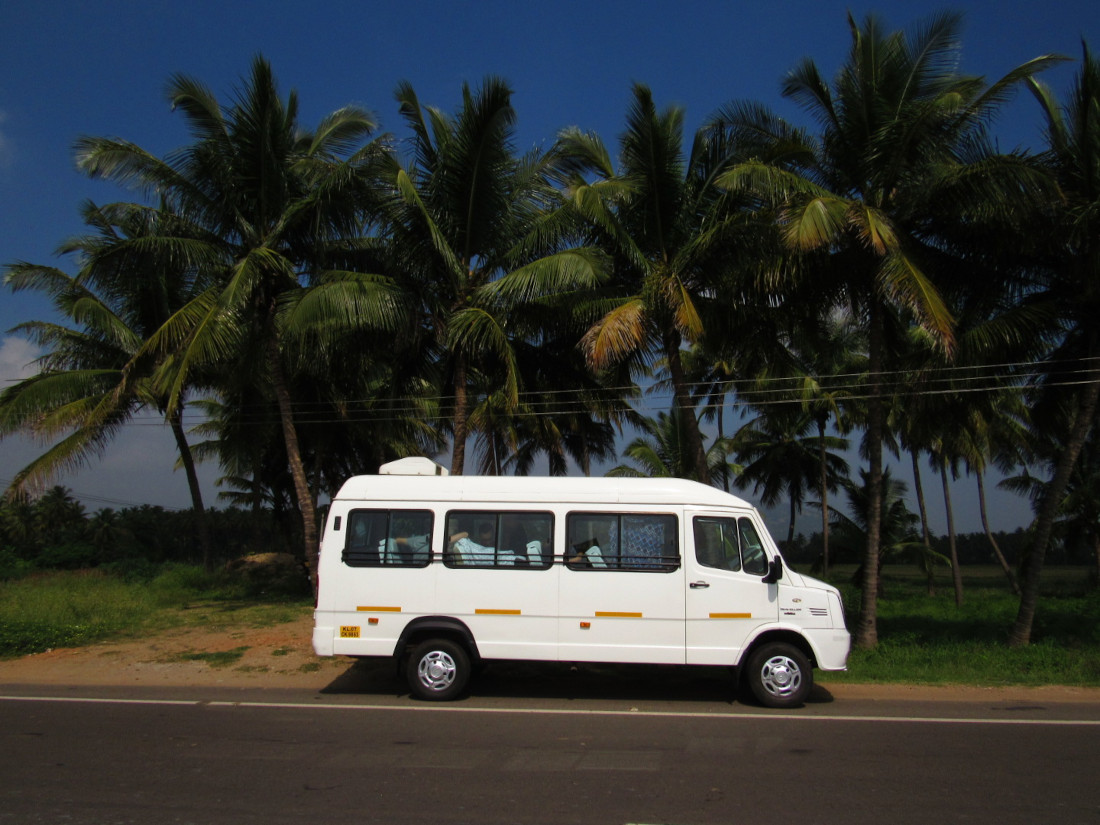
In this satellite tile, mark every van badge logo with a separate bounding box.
[792,598,802,603]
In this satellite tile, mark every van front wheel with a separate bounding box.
[406,638,470,701]
[744,642,812,708]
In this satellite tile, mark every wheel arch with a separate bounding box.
[394,616,481,664]
[739,628,818,670]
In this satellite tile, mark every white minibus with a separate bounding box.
[312,457,850,707]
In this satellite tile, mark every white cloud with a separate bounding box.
[0,335,41,384]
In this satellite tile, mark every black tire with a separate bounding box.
[744,642,812,708]
[405,638,471,701]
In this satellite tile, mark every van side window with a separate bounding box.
[444,511,553,570]
[566,513,679,572]
[692,516,770,575]
[343,509,433,567]
[738,517,769,575]
[692,517,742,572]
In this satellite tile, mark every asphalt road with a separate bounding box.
[2,672,1099,825]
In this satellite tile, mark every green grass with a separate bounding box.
[818,565,1100,687]
[2,564,1097,688]
[0,565,312,658]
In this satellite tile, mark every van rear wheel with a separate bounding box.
[744,642,812,708]
[406,638,470,701]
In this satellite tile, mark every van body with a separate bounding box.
[313,458,850,707]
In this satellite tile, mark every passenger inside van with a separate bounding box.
[569,538,607,567]
[449,523,497,565]
[388,533,430,564]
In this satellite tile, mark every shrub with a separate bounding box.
[0,547,33,581]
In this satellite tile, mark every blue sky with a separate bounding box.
[0,1,1096,531]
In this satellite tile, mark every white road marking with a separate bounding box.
[2,693,1100,725]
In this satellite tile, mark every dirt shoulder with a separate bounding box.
[2,612,1099,705]
[0,612,346,690]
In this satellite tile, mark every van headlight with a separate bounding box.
[828,591,847,630]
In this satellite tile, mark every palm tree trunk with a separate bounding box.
[939,461,963,607]
[1093,533,1100,592]
[911,451,931,545]
[719,401,730,494]
[976,470,1020,594]
[818,419,830,578]
[1010,370,1100,646]
[665,331,710,485]
[266,328,319,593]
[167,406,212,571]
[855,299,885,649]
[451,353,469,476]
[250,447,265,554]
[310,450,323,515]
[787,496,797,549]
[911,450,935,595]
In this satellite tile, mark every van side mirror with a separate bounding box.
[761,556,783,584]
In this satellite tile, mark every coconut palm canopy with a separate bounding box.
[1,10,1095,647]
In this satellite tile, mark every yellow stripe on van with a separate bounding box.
[595,611,643,618]
[357,605,401,612]
[709,612,752,619]
[475,608,522,615]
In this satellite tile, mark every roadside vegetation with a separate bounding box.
[1,564,1096,687]
[2,10,1099,659]
[0,565,310,658]
[829,566,1100,686]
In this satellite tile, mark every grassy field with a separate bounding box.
[0,565,310,658]
[821,564,1100,686]
[1,563,1097,687]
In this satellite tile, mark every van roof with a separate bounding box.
[333,471,756,509]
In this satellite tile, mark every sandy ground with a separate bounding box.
[0,612,347,690]
[2,612,1099,705]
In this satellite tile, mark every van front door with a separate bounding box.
[685,513,779,666]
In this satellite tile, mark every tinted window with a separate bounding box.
[692,515,770,575]
[566,513,679,572]
[738,517,769,575]
[444,511,553,570]
[343,509,433,567]
[693,517,742,572]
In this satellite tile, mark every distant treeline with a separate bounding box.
[0,486,297,578]
[4,484,1092,580]
[781,528,1095,569]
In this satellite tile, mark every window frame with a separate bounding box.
[565,511,680,572]
[692,516,743,572]
[691,514,770,576]
[341,508,435,568]
[443,509,555,570]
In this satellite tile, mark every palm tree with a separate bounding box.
[782,311,863,575]
[560,84,763,485]
[74,57,392,587]
[717,11,1059,646]
[606,407,739,483]
[1003,417,1100,592]
[1,201,216,565]
[830,468,942,596]
[731,404,848,549]
[928,430,967,606]
[1056,437,1100,587]
[961,395,1027,595]
[377,76,604,475]
[1007,44,1100,645]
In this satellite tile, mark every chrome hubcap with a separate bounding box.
[417,650,457,691]
[759,655,802,697]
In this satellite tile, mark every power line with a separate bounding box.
[8,356,1099,430]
